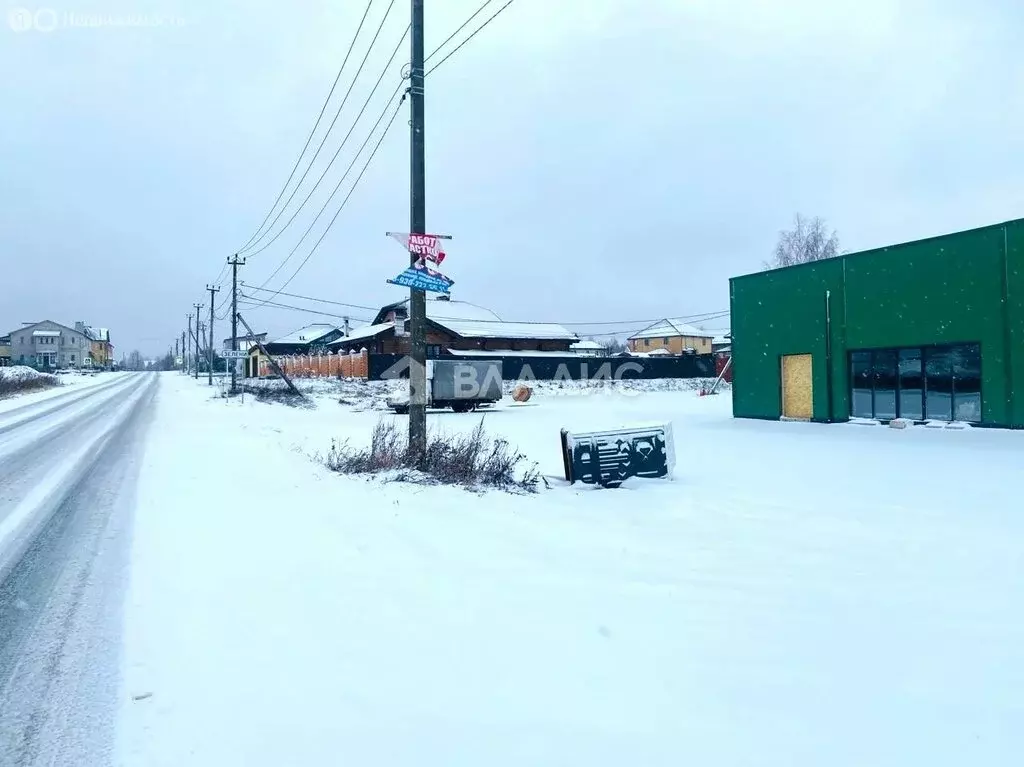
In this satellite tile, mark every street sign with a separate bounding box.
[222,350,248,359]
[387,261,454,294]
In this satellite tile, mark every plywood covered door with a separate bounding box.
[781,354,813,420]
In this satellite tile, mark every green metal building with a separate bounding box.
[730,218,1024,428]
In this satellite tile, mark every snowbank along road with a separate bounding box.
[0,372,156,766]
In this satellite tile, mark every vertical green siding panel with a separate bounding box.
[731,259,844,420]
[1006,221,1024,427]
[842,226,1008,424]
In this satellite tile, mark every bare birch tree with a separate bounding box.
[766,214,840,269]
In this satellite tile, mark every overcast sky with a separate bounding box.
[3,0,1023,355]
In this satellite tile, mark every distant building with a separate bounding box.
[329,296,577,356]
[570,339,605,357]
[263,324,344,355]
[222,332,267,353]
[0,335,10,366]
[730,218,1016,425]
[76,323,114,369]
[628,319,714,355]
[6,321,93,369]
[712,333,731,355]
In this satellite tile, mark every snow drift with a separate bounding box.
[0,365,58,398]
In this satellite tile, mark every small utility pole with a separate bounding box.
[408,0,427,465]
[206,284,220,386]
[186,313,193,375]
[181,330,186,372]
[228,254,245,394]
[192,303,203,380]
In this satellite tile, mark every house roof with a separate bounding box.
[571,340,604,350]
[8,320,81,338]
[446,348,579,358]
[328,322,394,346]
[374,297,576,341]
[628,318,715,341]
[84,326,110,342]
[270,323,341,345]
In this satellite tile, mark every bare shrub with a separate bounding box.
[0,369,59,399]
[239,381,313,408]
[326,419,539,493]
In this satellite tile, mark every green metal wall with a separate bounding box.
[730,218,1024,427]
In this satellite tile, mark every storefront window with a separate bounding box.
[850,351,872,418]
[850,343,980,423]
[924,347,953,421]
[872,350,898,420]
[952,343,981,423]
[898,349,923,420]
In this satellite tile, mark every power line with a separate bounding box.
[235,0,376,254]
[241,283,380,312]
[424,0,517,77]
[238,295,373,324]
[238,295,726,341]
[240,0,399,256]
[424,0,493,64]
[242,26,410,260]
[265,97,407,297]
[240,282,728,327]
[246,92,407,306]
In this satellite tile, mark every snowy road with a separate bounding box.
[0,373,156,766]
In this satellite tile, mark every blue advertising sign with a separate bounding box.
[387,262,454,294]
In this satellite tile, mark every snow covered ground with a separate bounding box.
[116,373,1022,766]
[0,368,116,414]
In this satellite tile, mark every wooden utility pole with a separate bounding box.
[192,303,203,380]
[186,313,193,375]
[206,284,220,386]
[408,0,427,464]
[236,312,303,397]
[228,254,245,394]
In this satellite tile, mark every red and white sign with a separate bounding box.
[387,231,449,266]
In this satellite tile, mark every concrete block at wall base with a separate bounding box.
[889,418,910,429]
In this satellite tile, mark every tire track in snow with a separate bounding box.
[0,374,157,766]
[0,374,135,437]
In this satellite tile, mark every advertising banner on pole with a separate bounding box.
[387,231,450,265]
[387,260,454,294]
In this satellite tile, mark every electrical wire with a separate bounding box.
[424,0,517,77]
[261,97,406,300]
[238,296,725,342]
[240,0,399,256]
[235,0,376,254]
[424,0,493,65]
[243,26,410,259]
[245,91,407,306]
[216,0,519,307]
[241,283,728,327]
[241,284,380,312]
[238,295,373,324]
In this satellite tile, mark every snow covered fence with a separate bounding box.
[260,349,368,379]
[0,365,59,398]
[367,353,717,382]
